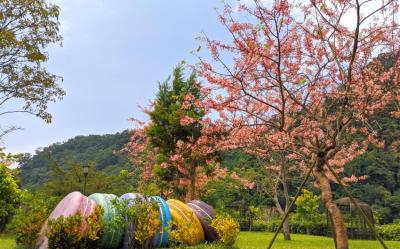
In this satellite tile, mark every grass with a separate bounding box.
[233,232,400,249]
[1,232,400,249]
[189,232,400,249]
[0,234,16,249]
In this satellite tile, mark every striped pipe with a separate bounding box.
[36,192,96,249]
[166,199,205,246]
[88,193,123,249]
[150,196,171,247]
[187,200,218,242]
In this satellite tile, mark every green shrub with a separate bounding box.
[0,157,22,231]
[169,209,201,246]
[292,189,325,235]
[250,218,327,236]
[251,219,268,231]
[376,223,400,241]
[47,205,104,249]
[9,191,58,249]
[112,198,161,248]
[251,219,281,232]
[211,214,240,246]
[289,220,327,236]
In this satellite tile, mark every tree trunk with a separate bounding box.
[187,171,196,201]
[282,217,291,240]
[315,169,348,249]
[306,226,311,235]
[281,162,291,240]
[273,185,291,240]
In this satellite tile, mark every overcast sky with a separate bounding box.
[1,0,233,155]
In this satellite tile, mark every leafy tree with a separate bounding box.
[341,112,400,223]
[146,62,205,198]
[198,1,399,248]
[292,189,324,235]
[0,0,65,134]
[146,62,204,154]
[0,151,22,231]
[126,62,223,199]
[41,160,134,197]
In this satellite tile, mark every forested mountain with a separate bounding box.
[16,109,400,223]
[18,130,131,187]
[341,108,400,223]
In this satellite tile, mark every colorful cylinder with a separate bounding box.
[88,193,123,249]
[151,196,171,247]
[167,199,205,246]
[119,193,145,249]
[187,200,218,241]
[36,191,96,249]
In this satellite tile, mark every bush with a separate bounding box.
[251,219,269,231]
[376,223,400,241]
[46,205,104,249]
[250,218,327,236]
[210,214,240,246]
[289,220,327,236]
[292,189,325,235]
[169,209,201,246]
[9,191,58,249]
[112,198,161,248]
[132,202,161,245]
[0,159,22,231]
[250,219,280,232]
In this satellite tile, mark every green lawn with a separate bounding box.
[1,232,399,249]
[0,234,16,249]
[234,232,400,249]
[191,232,400,249]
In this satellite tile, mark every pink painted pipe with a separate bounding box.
[36,191,96,249]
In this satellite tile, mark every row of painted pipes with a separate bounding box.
[37,192,218,249]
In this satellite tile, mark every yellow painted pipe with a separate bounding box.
[167,199,205,245]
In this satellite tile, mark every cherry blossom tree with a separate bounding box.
[217,125,296,239]
[197,0,399,248]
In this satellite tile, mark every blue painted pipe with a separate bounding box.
[151,196,171,247]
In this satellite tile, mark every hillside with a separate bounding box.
[18,130,131,187]
[16,110,400,224]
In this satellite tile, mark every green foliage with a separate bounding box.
[112,198,161,248]
[210,214,240,246]
[251,219,270,232]
[342,114,400,223]
[376,223,400,241]
[46,206,104,249]
[249,218,328,236]
[144,62,205,198]
[169,210,201,246]
[9,191,58,249]
[41,161,134,198]
[0,153,22,231]
[201,176,244,211]
[292,189,324,234]
[18,130,133,190]
[0,0,65,123]
[146,62,204,154]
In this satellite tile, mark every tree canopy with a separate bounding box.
[0,0,65,131]
[0,151,21,231]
